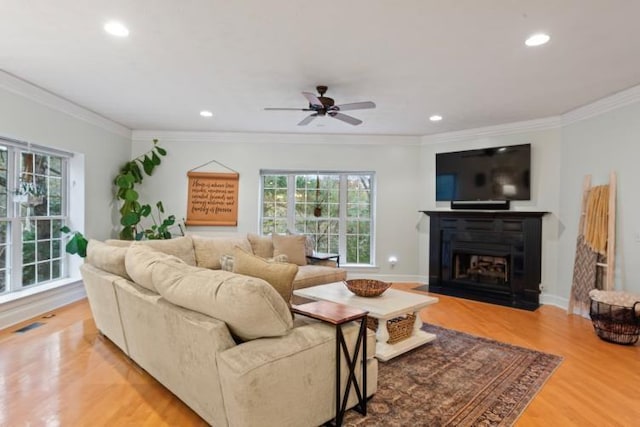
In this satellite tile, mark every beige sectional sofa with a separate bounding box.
[80,234,376,427]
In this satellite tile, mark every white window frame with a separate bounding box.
[0,136,71,296]
[259,170,376,267]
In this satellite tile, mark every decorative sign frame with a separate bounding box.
[186,171,239,226]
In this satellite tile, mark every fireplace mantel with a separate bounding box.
[421,210,547,310]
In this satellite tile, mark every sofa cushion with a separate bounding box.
[272,234,307,266]
[247,233,274,258]
[105,239,135,248]
[134,236,196,266]
[86,239,131,280]
[192,235,252,270]
[152,261,293,341]
[232,247,298,304]
[220,253,289,272]
[293,265,347,289]
[287,229,315,256]
[125,245,186,293]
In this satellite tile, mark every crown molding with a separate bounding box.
[562,83,640,126]
[0,70,131,139]
[422,84,640,145]
[421,116,562,145]
[132,130,422,146]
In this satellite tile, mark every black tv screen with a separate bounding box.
[436,143,531,201]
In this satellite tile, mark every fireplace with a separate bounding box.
[454,253,509,286]
[422,211,546,310]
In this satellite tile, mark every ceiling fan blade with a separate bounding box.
[334,101,376,112]
[302,92,323,108]
[298,113,318,126]
[265,107,314,111]
[330,112,362,126]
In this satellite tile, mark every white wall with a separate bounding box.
[418,127,563,300]
[0,75,131,241]
[558,101,640,296]
[0,73,131,328]
[132,131,422,281]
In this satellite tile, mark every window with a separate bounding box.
[260,171,375,265]
[0,141,69,295]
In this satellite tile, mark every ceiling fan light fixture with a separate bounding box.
[200,110,213,117]
[525,33,550,47]
[265,86,375,126]
[104,20,129,37]
[429,115,443,122]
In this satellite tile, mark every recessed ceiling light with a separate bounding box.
[429,115,443,122]
[200,110,213,117]
[104,21,129,37]
[525,33,550,47]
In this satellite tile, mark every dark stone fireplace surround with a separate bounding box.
[422,210,547,310]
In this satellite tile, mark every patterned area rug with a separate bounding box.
[343,324,562,426]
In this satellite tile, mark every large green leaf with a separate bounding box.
[117,188,128,199]
[131,163,143,183]
[75,234,88,258]
[119,200,132,215]
[124,189,139,201]
[139,204,151,217]
[65,232,88,258]
[151,152,161,166]
[120,227,134,240]
[116,174,133,188]
[121,212,140,226]
[155,146,167,156]
[143,156,154,175]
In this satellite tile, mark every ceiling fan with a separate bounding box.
[264,85,376,126]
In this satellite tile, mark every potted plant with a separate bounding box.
[13,181,45,207]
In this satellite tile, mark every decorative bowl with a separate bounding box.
[344,279,391,297]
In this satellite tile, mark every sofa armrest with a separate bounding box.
[218,321,377,427]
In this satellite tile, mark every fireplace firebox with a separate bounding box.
[422,211,546,310]
[454,253,509,285]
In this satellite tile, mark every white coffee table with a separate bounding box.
[294,282,439,361]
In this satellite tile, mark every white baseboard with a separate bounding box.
[0,280,86,330]
[540,293,569,310]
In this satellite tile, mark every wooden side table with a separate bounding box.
[291,301,368,426]
[307,251,341,267]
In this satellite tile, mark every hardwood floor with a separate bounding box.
[1,285,638,426]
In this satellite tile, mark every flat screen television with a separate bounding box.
[435,143,531,201]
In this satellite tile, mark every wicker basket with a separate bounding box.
[344,279,390,297]
[367,314,416,344]
[589,298,640,345]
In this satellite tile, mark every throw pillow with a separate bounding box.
[272,234,307,266]
[286,228,316,256]
[219,253,289,272]
[133,236,197,266]
[192,234,252,269]
[220,253,235,272]
[86,239,131,280]
[232,246,298,304]
[125,244,186,293]
[247,233,274,258]
[152,261,293,341]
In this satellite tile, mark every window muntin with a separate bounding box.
[0,144,68,295]
[260,171,374,266]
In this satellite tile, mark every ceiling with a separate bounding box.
[2,0,640,136]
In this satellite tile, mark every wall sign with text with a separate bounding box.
[186,172,239,226]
